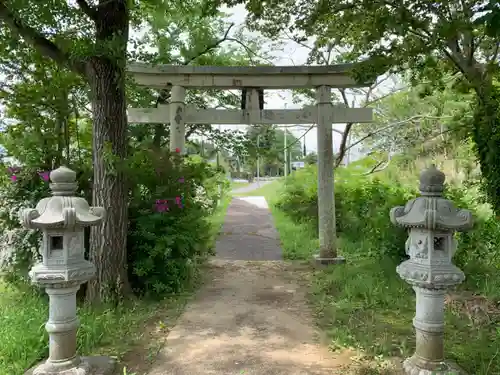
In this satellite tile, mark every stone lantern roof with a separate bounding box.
[390,165,473,231]
[20,166,105,229]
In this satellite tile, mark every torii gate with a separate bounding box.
[127,63,374,265]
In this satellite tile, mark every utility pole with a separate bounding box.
[216,124,222,168]
[284,104,288,178]
[284,126,288,178]
[256,134,261,187]
[217,124,222,204]
[303,133,306,157]
[346,130,353,165]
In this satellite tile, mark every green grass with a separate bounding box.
[0,194,232,375]
[230,180,250,189]
[206,193,232,252]
[262,180,500,375]
[232,179,283,197]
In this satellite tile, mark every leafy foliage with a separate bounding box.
[0,0,271,301]
[275,165,414,260]
[355,78,474,156]
[0,168,48,280]
[126,148,227,298]
[275,161,500,276]
[0,100,93,281]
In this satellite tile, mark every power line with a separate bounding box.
[275,124,315,153]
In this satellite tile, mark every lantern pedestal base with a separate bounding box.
[313,254,346,266]
[25,356,116,375]
[402,356,467,375]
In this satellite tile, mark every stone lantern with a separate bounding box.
[390,165,473,375]
[20,166,115,375]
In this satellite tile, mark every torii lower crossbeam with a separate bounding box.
[127,105,373,125]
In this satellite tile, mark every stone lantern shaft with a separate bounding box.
[390,165,473,375]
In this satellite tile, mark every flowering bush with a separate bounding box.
[126,148,228,298]
[0,150,228,297]
[0,165,92,282]
[0,168,48,280]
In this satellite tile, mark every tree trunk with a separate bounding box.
[85,0,130,303]
[153,123,166,149]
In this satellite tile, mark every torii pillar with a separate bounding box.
[169,85,186,154]
[314,86,344,265]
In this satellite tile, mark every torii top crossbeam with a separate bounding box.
[127,62,374,89]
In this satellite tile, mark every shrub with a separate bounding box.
[126,149,225,298]
[0,150,225,299]
[0,168,48,280]
[275,165,414,260]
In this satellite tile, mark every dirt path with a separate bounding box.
[146,196,355,375]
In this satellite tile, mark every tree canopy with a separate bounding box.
[205,0,500,213]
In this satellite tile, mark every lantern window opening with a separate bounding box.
[50,235,64,251]
[433,236,445,251]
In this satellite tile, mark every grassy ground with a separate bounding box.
[257,180,500,375]
[232,180,283,197]
[0,195,232,375]
[230,180,250,190]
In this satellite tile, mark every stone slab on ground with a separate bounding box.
[146,195,355,375]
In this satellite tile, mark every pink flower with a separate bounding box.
[10,175,17,182]
[175,196,183,208]
[178,177,185,183]
[39,171,50,182]
[155,202,169,212]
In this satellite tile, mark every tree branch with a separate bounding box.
[154,23,236,107]
[335,75,399,167]
[0,1,84,74]
[345,114,459,154]
[182,23,235,65]
[361,156,392,175]
[76,0,99,21]
[335,89,352,167]
[224,36,275,65]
